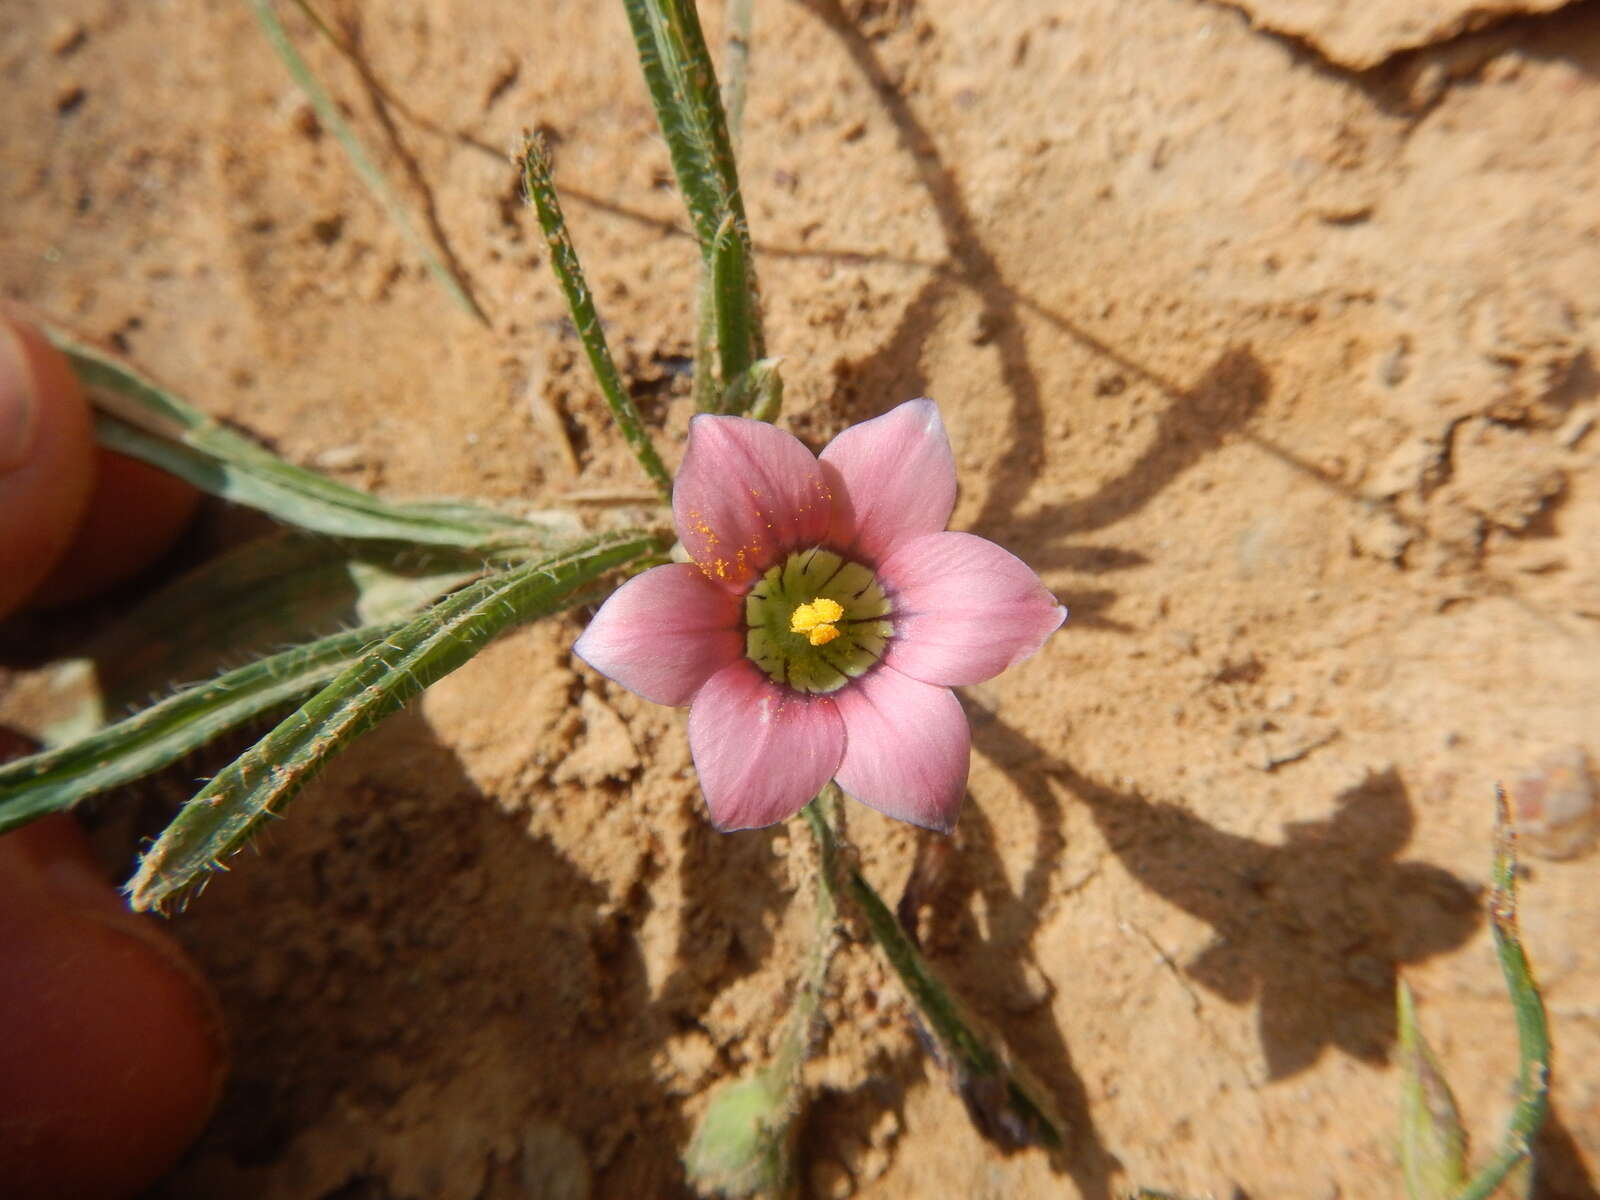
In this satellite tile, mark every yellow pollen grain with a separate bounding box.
[790,597,844,646]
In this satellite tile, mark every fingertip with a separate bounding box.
[29,446,201,607]
[0,817,227,1200]
[0,317,95,618]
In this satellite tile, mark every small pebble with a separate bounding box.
[1512,747,1598,861]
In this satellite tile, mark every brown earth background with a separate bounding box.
[4,0,1600,1196]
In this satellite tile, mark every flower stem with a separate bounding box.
[686,795,839,1197]
[801,786,1065,1148]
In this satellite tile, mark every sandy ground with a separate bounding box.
[4,0,1600,1196]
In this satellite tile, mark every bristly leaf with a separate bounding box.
[619,0,737,253]
[248,0,488,323]
[126,529,662,911]
[55,333,530,547]
[1455,787,1552,1200]
[657,0,749,247]
[0,623,401,836]
[693,269,721,412]
[519,136,674,501]
[1397,980,1469,1199]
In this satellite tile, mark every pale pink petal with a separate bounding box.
[689,660,846,830]
[673,415,834,590]
[879,531,1066,687]
[833,666,970,832]
[573,564,743,706]
[819,398,957,564]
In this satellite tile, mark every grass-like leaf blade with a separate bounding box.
[1456,787,1552,1200]
[57,334,530,547]
[1397,980,1469,1199]
[126,529,661,911]
[0,624,398,835]
[249,0,488,323]
[520,137,674,501]
[96,535,483,716]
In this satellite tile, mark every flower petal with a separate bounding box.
[879,531,1066,687]
[689,660,846,830]
[573,563,743,706]
[819,398,957,564]
[833,666,970,832]
[673,415,834,590]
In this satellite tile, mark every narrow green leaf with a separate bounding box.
[248,0,488,323]
[1397,980,1469,1200]
[54,334,529,547]
[126,530,661,911]
[16,535,485,753]
[519,137,674,502]
[1456,787,1552,1200]
[0,624,398,836]
[710,213,757,403]
[802,788,1064,1149]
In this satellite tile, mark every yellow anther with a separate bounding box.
[790,597,844,646]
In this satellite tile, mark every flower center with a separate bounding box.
[789,597,844,645]
[745,548,892,694]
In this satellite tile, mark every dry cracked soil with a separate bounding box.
[4,0,1600,1197]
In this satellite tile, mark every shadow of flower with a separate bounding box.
[969,703,1483,1081]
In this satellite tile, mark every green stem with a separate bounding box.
[519,136,674,502]
[711,213,757,400]
[772,808,839,1080]
[693,267,721,411]
[801,786,1064,1148]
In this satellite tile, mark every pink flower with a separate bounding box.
[574,400,1065,832]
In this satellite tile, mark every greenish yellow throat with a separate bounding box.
[745,548,893,693]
